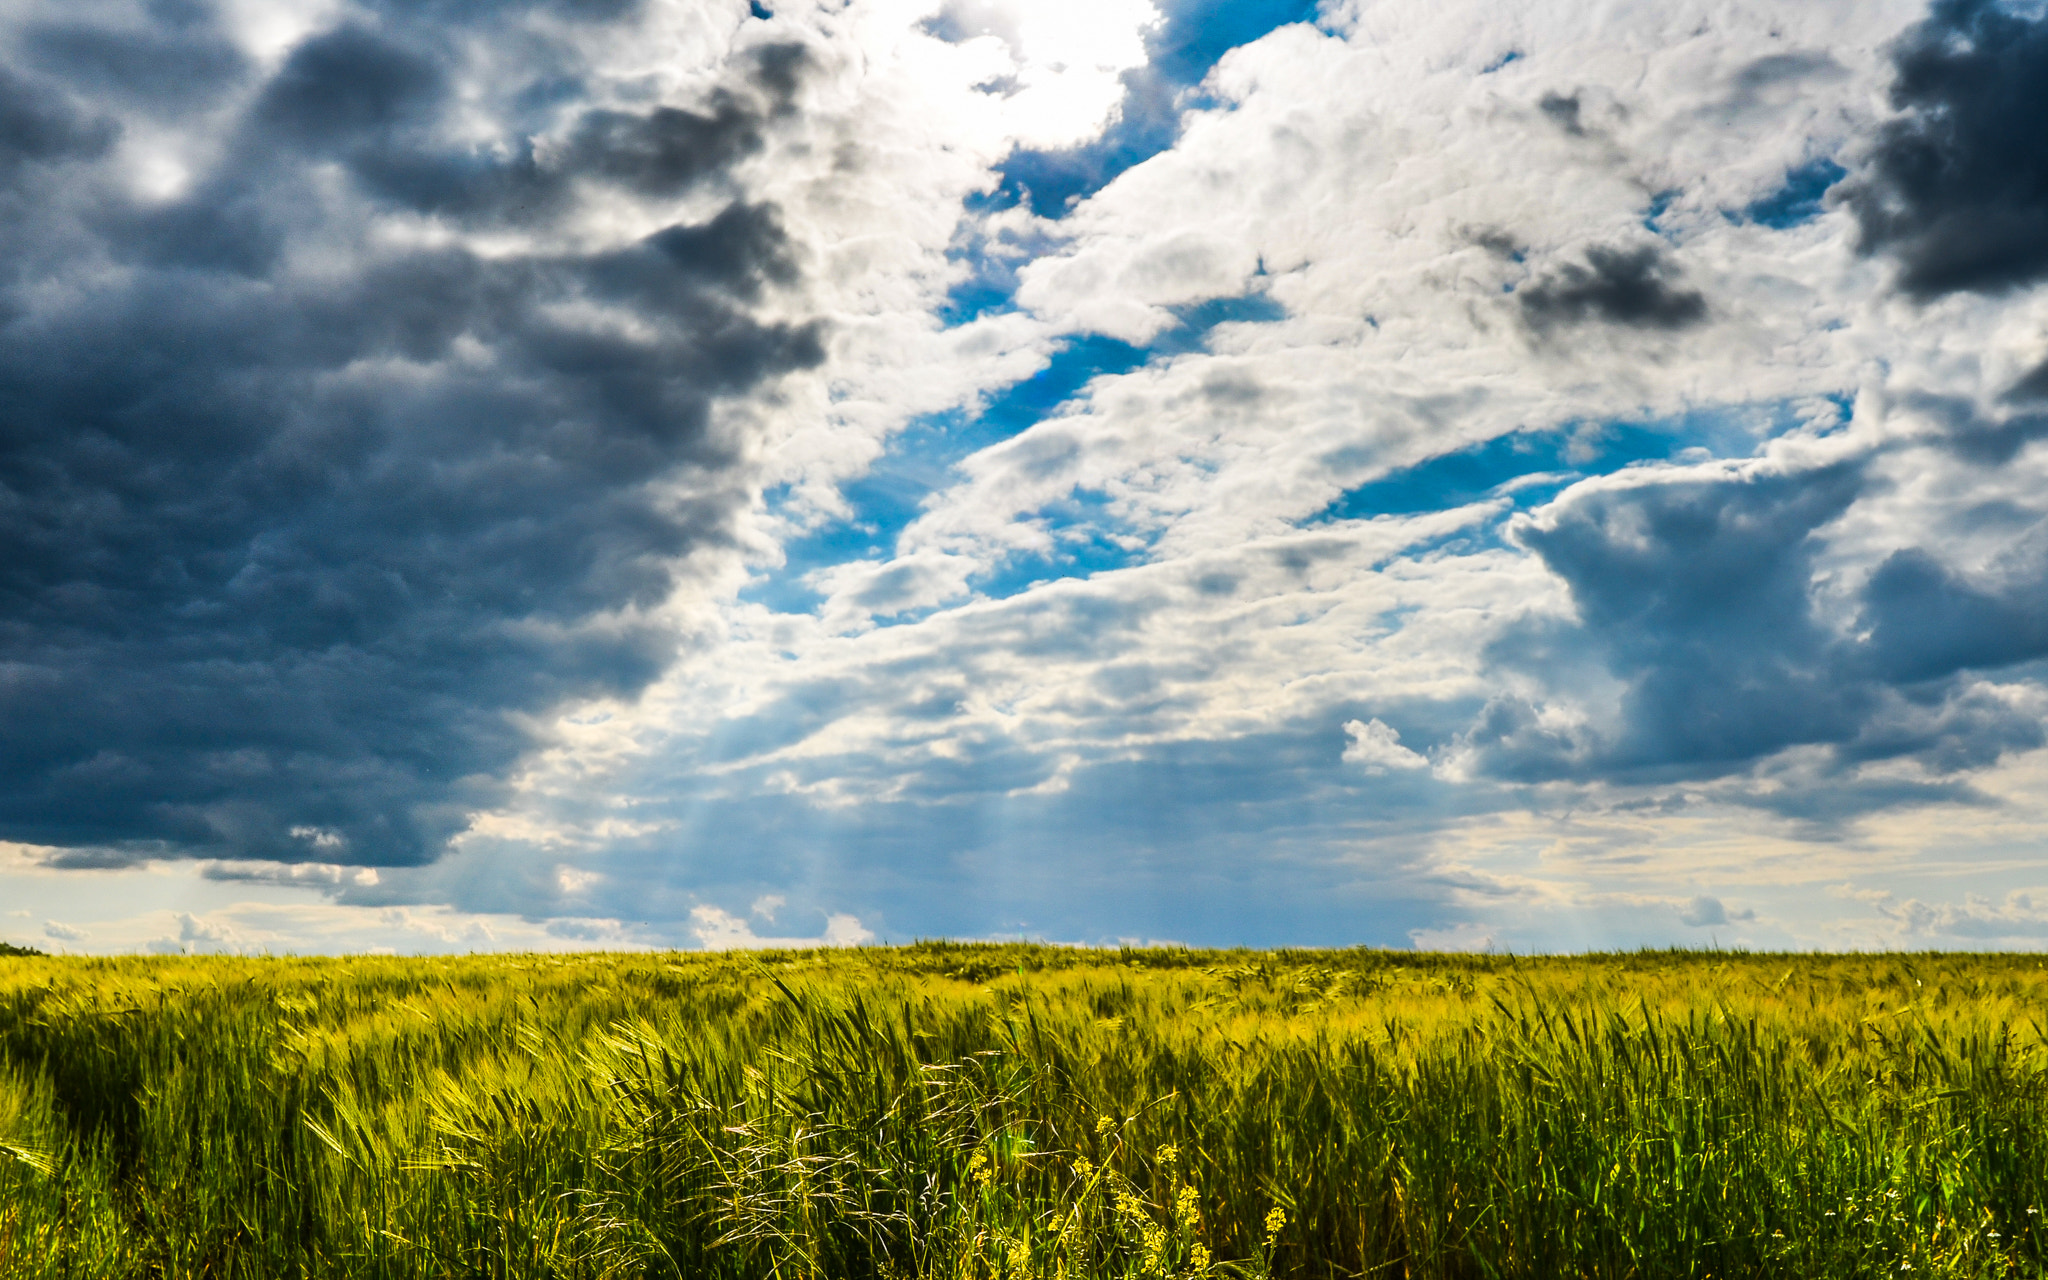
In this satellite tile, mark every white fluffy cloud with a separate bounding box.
[1343,719,1429,773]
[690,905,877,950]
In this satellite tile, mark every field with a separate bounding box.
[2,946,2046,1279]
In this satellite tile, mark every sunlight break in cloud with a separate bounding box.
[4,0,2048,955]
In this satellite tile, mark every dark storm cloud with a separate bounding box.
[339,39,804,225]
[1536,91,1584,136]
[1863,536,2048,683]
[1517,244,1707,332]
[1466,462,2048,792]
[0,5,823,865]
[1845,0,2048,297]
[1487,466,1867,776]
[1904,391,2048,467]
[20,15,249,112]
[2003,359,2048,405]
[255,23,444,146]
[0,64,116,177]
[239,25,802,230]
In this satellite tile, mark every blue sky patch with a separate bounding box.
[1150,0,1325,87]
[934,296,1285,454]
[1160,291,1287,344]
[969,489,1157,600]
[1310,402,1825,524]
[978,334,1155,443]
[1643,188,1680,232]
[939,276,1021,327]
[937,219,1068,325]
[748,295,1288,617]
[741,427,970,614]
[982,0,1324,217]
[1317,431,1577,521]
[1743,158,1847,229]
[742,341,1154,614]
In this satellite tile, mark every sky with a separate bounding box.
[5,0,2048,955]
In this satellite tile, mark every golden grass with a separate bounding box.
[2,945,2046,1278]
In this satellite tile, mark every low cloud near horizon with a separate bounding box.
[6,0,2048,955]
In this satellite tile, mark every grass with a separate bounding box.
[1,944,2046,1278]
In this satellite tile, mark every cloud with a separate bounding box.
[1676,895,1753,927]
[200,860,381,889]
[1506,460,1869,774]
[1517,243,1708,332]
[919,0,1160,163]
[0,2,823,866]
[688,904,875,950]
[1845,0,2048,297]
[18,12,251,112]
[1409,922,1495,953]
[21,0,2048,955]
[1343,718,1429,774]
[421,0,1995,948]
[1863,539,2048,683]
[1537,90,1584,137]
[1895,391,2048,467]
[0,62,116,176]
[1460,453,2048,792]
[1856,888,2048,945]
[543,916,634,942]
[254,23,443,149]
[147,911,242,955]
[947,0,1308,217]
[2005,360,2048,406]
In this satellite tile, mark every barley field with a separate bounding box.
[1,945,2045,1279]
